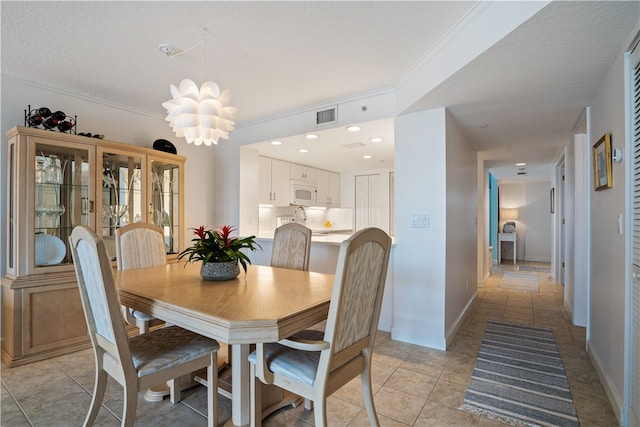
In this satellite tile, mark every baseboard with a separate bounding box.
[391,326,446,351]
[523,256,551,262]
[445,292,477,348]
[587,342,623,425]
[564,299,574,323]
[378,319,392,332]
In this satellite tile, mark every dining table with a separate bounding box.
[116,261,334,427]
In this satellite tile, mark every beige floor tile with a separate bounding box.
[427,379,468,409]
[414,402,479,426]
[348,409,412,426]
[382,367,437,399]
[373,387,427,425]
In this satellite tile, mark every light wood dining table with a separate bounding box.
[116,262,334,427]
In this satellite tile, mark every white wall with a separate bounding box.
[393,108,447,349]
[498,182,552,262]
[587,36,629,418]
[444,111,477,343]
[564,132,589,327]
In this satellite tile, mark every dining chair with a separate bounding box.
[249,227,392,426]
[69,226,220,427]
[270,222,312,271]
[115,222,166,334]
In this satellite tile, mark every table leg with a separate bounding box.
[231,344,250,427]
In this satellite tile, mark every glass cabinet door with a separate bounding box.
[148,157,182,255]
[33,141,92,268]
[100,149,144,259]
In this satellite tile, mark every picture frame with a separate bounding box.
[592,133,612,191]
[550,188,555,214]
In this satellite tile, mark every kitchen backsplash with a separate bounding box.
[259,206,353,234]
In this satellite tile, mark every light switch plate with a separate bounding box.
[411,214,429,228]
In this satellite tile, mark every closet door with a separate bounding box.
[628,37,640,427]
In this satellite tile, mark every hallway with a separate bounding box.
[1,262,618,426]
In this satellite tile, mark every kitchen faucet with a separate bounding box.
[294,206,307,224]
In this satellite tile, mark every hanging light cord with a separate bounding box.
[164,28,208,85]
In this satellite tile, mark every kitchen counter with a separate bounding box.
[257,231,352,245]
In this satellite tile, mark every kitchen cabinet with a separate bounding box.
[2,126,185,367]
[316,169,340,207]
[258,156,290,206]
[290,163,316,184]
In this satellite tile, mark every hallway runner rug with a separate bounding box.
[519,265,551,273]
[460,320,579,427]
[499,271,539,293]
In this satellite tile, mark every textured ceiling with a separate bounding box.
[2,1,639,178]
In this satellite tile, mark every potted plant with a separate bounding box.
[178,225,261,280]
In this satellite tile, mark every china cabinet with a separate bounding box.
[2,126,185,367]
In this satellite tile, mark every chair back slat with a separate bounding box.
[69,226,133,369]
[115,223,166,270]
[270,223,312,271]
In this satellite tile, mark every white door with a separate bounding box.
[354,174,380,231]
[355,175,370,231]
[627,37,640,427]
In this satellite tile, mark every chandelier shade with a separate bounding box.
[162,79,237,146]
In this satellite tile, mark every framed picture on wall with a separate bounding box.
[592,133,612,191]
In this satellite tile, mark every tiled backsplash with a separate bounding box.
[259,206,353,234]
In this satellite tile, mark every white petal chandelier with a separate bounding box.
[162,78,237,146]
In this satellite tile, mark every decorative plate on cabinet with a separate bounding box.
[35,233,66,266]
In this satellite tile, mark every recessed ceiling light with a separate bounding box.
[363,155,372,159]
[298,148,309,153]
[480,124,489,128]
[515,162,526,166]
[305,134,318,139]
[346,125,361,132]
[369,137,382,143]
[270,140,282,145]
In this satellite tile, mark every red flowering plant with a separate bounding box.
[178,225,261,273]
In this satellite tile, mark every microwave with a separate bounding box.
[290,182,317,206]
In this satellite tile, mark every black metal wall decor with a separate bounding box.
[24,105,77,134]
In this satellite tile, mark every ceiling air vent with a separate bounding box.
[316,107,337,125]
[517,172,527,176]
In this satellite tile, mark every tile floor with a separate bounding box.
[1,262,620,426]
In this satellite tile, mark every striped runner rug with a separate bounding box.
[500,271,539,293]
[460,320,580,426]
[519,265,551,273]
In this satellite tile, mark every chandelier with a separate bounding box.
[161,32,237,146]
[162,79,236,146]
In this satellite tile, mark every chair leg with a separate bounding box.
[137,319,149,335]
[207,353,219,427]
[121,382,138,427]
[313,397,327,427]
[250,364,262,427]
[168,377,181,404]
[83,369,107,427]
[361,368,380,427]
[304,398,313,410]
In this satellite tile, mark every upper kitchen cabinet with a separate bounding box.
[258,156,290,206]
[290,163,316,184]
[316,169,340,207]
[2,126,185,367]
